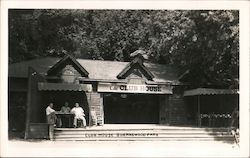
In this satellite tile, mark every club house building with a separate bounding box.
[8,53,239,140]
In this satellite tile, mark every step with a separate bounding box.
[54,127,230,131]
[54,134,233,139]
[54,131,231,136]
[54,137,235,141]
[53,126,234,142]
[54,130,231,136]
[54,128,230,132]
[54,128,230,133]
[53,132,233,141]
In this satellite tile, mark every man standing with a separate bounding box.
[46,103,57,126]
[71,103,86,128]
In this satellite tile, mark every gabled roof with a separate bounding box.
[117,56,154,81]
[47,54,89,77]
[9,57,183,84]
[9,57,60,78]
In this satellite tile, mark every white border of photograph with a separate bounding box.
[1,0,249,157]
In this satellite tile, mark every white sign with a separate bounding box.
[98,83,172,94]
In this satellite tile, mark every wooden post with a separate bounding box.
[24,67,45,139]
[100,93,104,126]
[24,67,34,139]
[89,101,91,127]
[198,95,201,127]
[86,92,92,127]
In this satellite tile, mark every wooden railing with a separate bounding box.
[199,113,232,127]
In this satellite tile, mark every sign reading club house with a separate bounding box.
[98,83,173,94]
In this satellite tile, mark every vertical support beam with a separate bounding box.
[24,68,33,139]
[86,92,92,126]
[198,95,201,127]
[159,95,169,125]
[99,93,104,126]
[88,93,91,127]
[24,67,45,139]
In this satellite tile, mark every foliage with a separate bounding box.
[8,9,239,88]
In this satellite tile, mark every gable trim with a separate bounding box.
[47,54,89,77]
[117,57,154,80]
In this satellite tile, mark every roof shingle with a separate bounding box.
[9,57,181,83]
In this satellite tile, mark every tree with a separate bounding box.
[8,9,239,88]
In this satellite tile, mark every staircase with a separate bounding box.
[53,124,235,142]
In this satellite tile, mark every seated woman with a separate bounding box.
[71,103,86,128]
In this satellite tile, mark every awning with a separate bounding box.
[38,82,92,92]
[184,88,239,96]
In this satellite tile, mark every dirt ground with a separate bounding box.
[1,140,245,157]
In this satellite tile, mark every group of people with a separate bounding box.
[46,102,87,128]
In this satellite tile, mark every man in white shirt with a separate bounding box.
[71,103,86,128]
[46,103,57,125]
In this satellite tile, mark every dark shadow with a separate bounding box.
[204,127,236,144]
[104,93,159,124]
[41,91,90,126]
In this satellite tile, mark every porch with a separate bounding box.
[184,88,239,127]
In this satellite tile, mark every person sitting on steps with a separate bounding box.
[70,103,86,128]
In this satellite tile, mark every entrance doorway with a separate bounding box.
[104,93,160,124]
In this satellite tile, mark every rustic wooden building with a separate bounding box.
[8,54,238,139]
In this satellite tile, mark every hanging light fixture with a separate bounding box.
[120,94,127,98]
